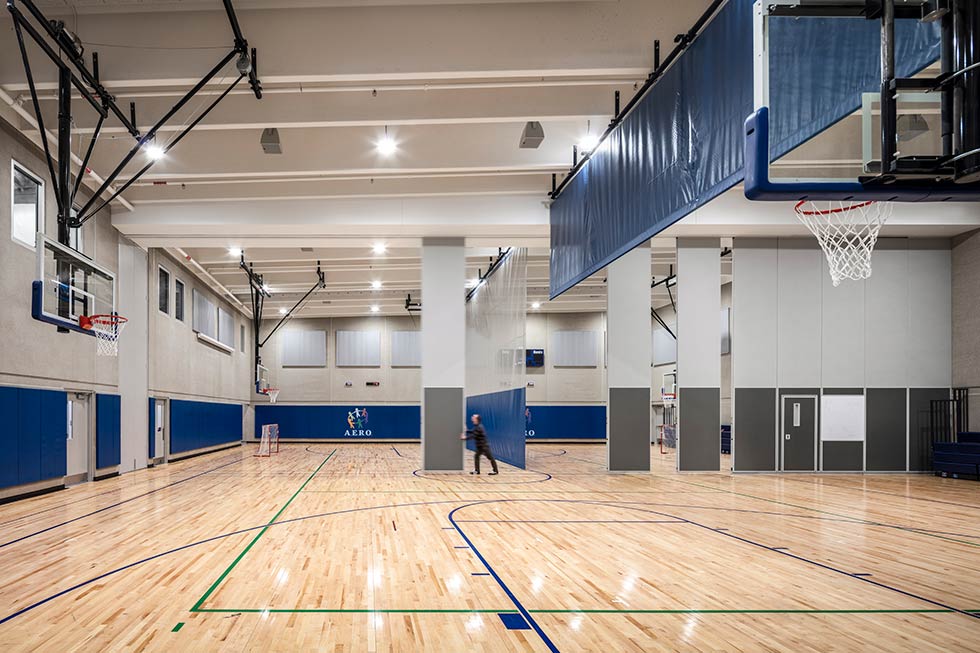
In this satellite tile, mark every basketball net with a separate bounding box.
[794,200,893,287]
[266,388,280,404]
[82,314,128,357]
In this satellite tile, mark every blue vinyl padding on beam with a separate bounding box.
[523,405,605,440]
[0,386,67,490]
[548,0,942,298]
[254,404,420,440]
[466,388,526,469]
[96,394,121,469]
[169,400,242,455]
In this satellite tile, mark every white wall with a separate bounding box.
[734,237,952,389]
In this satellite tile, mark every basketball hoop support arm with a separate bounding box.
[6,0,263,238]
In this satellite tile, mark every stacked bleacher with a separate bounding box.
[933,432,980,480]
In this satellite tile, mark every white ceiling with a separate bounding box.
[1,1,978,318]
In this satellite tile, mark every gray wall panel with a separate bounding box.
[733,388,776,471]
[822,271,865,388]
[909,388,950,471]
[777,241,823,387]
[732,240,778,388]
[865,242,909,387]
[866,388,907,471]
[608,387,651,472]
[822,442,864,471]
[679,387,720,471]
[423,387,464,471]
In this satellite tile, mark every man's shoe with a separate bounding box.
[470,471,480,475]
[488,471,498,476]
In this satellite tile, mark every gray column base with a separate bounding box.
[679,387,720,471]
[608,387,650,472]
[423,387,464,471]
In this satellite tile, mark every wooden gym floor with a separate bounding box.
[0,443,978,652]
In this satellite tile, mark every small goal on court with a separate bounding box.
[255,423,280,457]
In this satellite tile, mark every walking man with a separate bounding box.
[460,413,498,475]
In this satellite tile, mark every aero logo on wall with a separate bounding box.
[346,408,371,437]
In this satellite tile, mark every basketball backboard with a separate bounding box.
[32,233,116,335]
[745,0,980,202]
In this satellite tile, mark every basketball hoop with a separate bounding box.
[265,388,280,404]
[81,314,128,357]
[794,199,893,287]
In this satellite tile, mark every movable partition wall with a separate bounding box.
[465,249,527,469]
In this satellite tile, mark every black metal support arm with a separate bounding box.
[6,0,263,241]
[259,266,326,349]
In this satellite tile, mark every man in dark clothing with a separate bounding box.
[460,413,498,475]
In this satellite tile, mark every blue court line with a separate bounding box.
[455,519,685,524]
[412,469,553,484]
[0,457,244,549]
[5,496,978,627]
[449,503,560,653]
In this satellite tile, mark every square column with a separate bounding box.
[421,238,466,471]
[677,237,721,471]
[607,244,652,472]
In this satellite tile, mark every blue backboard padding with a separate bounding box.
[466,388,526,469]
[0,386,67,490]
[96,394,121,469]
[524,405,606,440]
[169,400,243,455]
[147,397,155,459]
[254,404,421,440]
[549,0,943,298]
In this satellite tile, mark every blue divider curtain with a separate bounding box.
[465,249,527,469]
[549,0,941,298]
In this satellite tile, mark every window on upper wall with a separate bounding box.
[158,267,170,314]
[240,324,245,352]
[175,279,185,321]
[11,162,43,249]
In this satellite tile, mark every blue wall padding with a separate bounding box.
[524,405,606,440]
[169,400,242,455]
[0,386,67,490]
[96,394,121,469]
[147,398,155,459]
[465,389,526,469]
[254,404,420,440]
[549,0,941,298]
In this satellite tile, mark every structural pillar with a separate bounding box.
[606,244,652,472]
[421,238,466,471]
[677,238,721,471]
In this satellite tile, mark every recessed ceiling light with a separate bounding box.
[370,305,380,313]
[278,308,287,315]
[228,247,242,257]
[531,301,541,309]
[371,280,382,290]
[372,242,387,255]
[145,143,165,161]
[377,126,397,156]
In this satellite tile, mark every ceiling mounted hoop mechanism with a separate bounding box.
[793,199,893,287]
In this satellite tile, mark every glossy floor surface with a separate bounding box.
[0,443,978,652]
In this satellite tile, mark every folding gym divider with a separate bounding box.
[465,249,527,469]
[548,0,941,298]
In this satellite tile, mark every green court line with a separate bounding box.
[191,607,980,615]
[190,449,337,612]
[171,622,184,632]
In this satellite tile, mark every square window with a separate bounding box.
[12,163,43,249]
[175,279,185,321]
[158,267,170,314]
